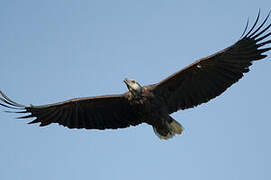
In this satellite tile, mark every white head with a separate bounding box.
[124,78,142,96]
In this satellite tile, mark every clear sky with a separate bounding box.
[1,1,271,180]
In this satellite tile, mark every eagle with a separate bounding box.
[1,11,271,140]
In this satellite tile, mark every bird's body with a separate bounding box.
[124,83,184,139]
[1,11,271,139]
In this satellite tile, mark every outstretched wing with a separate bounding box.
[153,11,271,114]
[0,91,142,129]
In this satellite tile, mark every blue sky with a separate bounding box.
[1,1,271,180]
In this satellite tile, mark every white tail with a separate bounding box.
[170,120,184,135]
[153,120,184,140]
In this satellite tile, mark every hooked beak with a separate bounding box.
[124,78,133,90]
[124,78,131,85]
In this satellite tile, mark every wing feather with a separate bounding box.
[0,91,142,130]
[153,12,271,113]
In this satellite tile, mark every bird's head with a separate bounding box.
[124,78,142,96]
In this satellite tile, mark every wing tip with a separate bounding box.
[0,90,26,109]
[240,10,271,41]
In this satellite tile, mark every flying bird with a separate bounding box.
[1,11,271,140]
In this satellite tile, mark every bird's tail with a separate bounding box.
[153,118,184,140]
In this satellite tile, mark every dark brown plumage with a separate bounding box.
[1,11,271,139]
